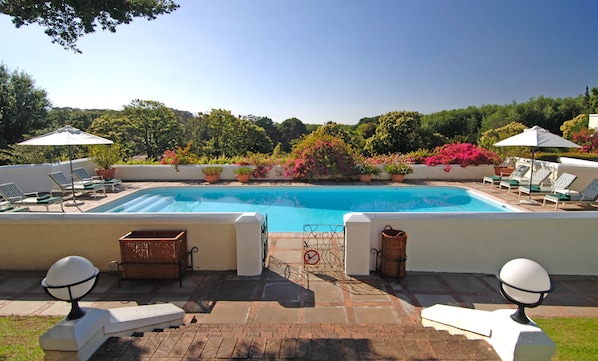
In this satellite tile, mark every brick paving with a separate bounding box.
[88,323,501,361]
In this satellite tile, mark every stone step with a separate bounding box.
[89,322,500,360]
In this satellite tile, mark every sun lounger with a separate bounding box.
[49,171,106,198]
[73,167,122,191]
[498,168,551,194]
[543,179,598,210]
[482,165,530,188]
[0,182,64,212]
[518,173,577,198]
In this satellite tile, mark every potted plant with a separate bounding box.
[234,166,252,183]
[89,144,122,179]
[355,159,380,183]
[201,166,223,183]
[384,162,414,183]
[493,157,516,176]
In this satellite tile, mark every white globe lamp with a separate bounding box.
[496,258,554,324]
[41,256,99,320]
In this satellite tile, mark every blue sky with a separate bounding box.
[2,0,597,125]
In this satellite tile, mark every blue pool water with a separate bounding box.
[89,186,514,232]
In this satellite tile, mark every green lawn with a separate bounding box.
[535,318,598,361]
[0,316,62,361]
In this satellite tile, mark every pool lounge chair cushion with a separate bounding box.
[72,167,122,191]
[0,182,64,212]
[518,173,577,198]
[482,165,530,188]
[498,168,551,194]
[543,178,598,210]
[49,171,106,198]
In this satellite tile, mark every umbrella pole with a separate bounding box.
[521,147,539,205]
[66,146,83,209]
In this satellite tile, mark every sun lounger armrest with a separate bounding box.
[556,189,579,196]
[24,191,39,197]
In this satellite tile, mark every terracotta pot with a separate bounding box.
[391,174,405,183]
[205,174,219,184]
[359,174,372,183]
[95,167,116,179]
[494,166,515,176]
[236,174,250,183]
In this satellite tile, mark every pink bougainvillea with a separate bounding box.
[290,136,356,180]
[424,143,501,170]
[572,128,598,153]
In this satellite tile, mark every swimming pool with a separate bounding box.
[89,186,516,231]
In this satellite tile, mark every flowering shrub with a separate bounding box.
[240,153,277,178]
[160,149,178,167]
[424,143,501,172]
[160,143,198,171]
[572,128,598,153]
[354,156,380,175]
[290,136,356,180]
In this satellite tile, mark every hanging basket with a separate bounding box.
[381,225,408,279]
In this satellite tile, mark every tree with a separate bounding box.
[276,117,308,152]
[47,107,111,130]
[254,116,281,147]
[0,63,52,152]
[88,112,135,158]
[561,114,589,141]
[0,0,179,53]
[478,122,528,159]
[122,99,182,159]
[365,111,428,155]
[187,109,273,157]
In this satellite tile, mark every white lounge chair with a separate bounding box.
[0,182,64,212]
[73,167,122,192]
[49,171,106,198]
[482,164,530,188]
[518,173,577,198]
[498,168,551,194]
[543,179,598,210]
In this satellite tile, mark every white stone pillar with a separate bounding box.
[234,212,264,276]
[344,213,372,275]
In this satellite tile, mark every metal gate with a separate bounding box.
[302,224,345,271]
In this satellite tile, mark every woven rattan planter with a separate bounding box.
[381,226,408,279]
[118,230,187,281]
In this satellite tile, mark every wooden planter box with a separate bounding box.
[118,230,187,283]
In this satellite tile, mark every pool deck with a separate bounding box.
[2,180,597,360]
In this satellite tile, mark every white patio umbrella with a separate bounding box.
[19,125,113,206]
[494,125,581,204]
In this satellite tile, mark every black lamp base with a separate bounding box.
[510,305,531,324]
[66,300,86,320]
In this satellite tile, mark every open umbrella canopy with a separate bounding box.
[493,125,581,204]
[19,125,113,146]
[18,126,113,208]
[494,126,581,149]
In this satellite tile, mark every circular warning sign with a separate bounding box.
[304,249,320,265]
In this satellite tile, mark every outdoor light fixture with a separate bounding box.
[496,258,554,324]
[41,256,99,320]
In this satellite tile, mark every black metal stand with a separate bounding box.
[111,246,198,287]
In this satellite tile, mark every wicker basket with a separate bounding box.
[380,225,407,279]
[119,230,187,280]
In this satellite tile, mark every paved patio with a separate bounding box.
[1,180,597,360]
[1,231,597,360]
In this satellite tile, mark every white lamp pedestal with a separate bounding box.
[39,304,184,361]
[422,304,556,361]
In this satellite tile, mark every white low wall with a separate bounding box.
[344,212,598,276]
[0,212,264,276]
